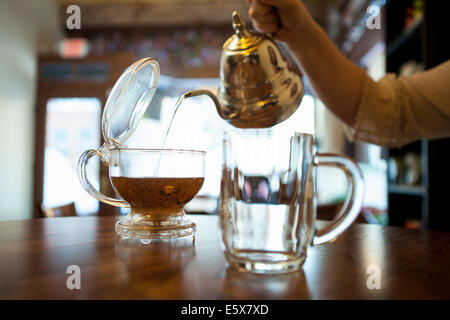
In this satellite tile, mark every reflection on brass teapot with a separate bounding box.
[183,10,304,128]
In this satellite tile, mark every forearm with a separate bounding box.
[287,18,366,127]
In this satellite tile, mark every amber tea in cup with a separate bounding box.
[110,177,204,216]
[79,148,206,239]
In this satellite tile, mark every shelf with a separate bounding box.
[387,18,423,57]
[385,1,449,231]
[388,184,426,196]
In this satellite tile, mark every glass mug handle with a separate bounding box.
[77,149,130,208]
[312,153,364,246]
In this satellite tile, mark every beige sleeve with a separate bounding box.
[345,60,450,148]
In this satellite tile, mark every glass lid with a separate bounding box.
[101,57,160,148]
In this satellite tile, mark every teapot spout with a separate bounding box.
[183,89,234,121]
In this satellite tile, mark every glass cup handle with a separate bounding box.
[77,149,130,208]
[312,153,364,246]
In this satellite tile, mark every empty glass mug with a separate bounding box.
[219,129,364,273]
[78,148,206,239]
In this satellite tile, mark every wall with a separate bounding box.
[314,99,349,204]
[315,98,346,154]
[0,0,60,220]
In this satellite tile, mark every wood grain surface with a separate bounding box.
[1,215,450,299]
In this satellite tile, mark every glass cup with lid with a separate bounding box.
[78,58,205,239]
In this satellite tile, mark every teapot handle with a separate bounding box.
[77,149,130,208]
[312,153,364,246]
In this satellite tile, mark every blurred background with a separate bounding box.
[1,0,446,230]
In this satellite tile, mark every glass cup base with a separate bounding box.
[115,211,196,240]
[225,251,306,274]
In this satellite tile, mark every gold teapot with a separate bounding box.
[184,10,304,128]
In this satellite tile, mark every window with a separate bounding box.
[43,98,101,215]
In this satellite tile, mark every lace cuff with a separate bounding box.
[344,74,408,148]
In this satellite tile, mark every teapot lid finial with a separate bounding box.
[224,10,262,51]
[232,10,248,38]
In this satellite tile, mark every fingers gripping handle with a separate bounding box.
[312,153,364,246]
[269,6,282,30]
[77,149,129,208]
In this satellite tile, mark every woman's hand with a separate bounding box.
[247,0,313,45]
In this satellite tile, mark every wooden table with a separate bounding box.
[1,215,450,299]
